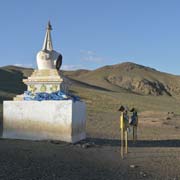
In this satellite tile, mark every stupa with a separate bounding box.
[3,22,86,143]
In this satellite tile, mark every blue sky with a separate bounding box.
[0,0,180,75]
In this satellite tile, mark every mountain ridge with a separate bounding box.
[63,62,180,96]
[1,62,180,97]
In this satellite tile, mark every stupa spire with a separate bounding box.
[42,21,53,51]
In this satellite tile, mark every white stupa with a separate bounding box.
[3,22,86,143]
[21,21,68,96]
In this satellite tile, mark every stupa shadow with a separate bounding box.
[85,137,180,148]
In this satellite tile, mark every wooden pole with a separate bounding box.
[133,126,137,143]
[132,117,138,143]
[133,126,135,142]
[125,130,128,154]
[120,112,124,159]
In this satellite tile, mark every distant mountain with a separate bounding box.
[1,62,180,114]
[64,62,180,96]
[0,65,33,101]
[1,62,180,98]
[0,62,180,96]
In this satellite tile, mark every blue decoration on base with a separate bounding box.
[24,90,80,102]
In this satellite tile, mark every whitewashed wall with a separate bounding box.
[3,100,86,143]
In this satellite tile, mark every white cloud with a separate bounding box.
[61,64,85,70]
[80,50,96,55]
[80,50,104,63]
[83,56,103,62]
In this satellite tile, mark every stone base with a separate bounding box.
[3,100,86,143]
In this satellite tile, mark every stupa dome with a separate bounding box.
[36,21,62,70]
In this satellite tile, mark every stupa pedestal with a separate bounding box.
[3,100,86,143]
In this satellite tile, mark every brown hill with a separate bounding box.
[64,62,180,96]
[1,63,180,98]
[1,62,180,115]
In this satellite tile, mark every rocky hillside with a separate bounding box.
[64,62,180,96]
[1,62,180,98]
[1,63,180,114]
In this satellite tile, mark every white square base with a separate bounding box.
[3,100,86,143]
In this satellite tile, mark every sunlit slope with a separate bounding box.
[64,62,180,97]
[1,63,180,116]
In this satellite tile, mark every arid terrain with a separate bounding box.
[0,63,180,180]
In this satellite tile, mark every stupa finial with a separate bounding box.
[47,20,52,30]
[42,20,53,51]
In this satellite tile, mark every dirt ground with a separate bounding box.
[0,111,180,180]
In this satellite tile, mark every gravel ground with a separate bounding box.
[0,111,180,180]
[0,138,180,180]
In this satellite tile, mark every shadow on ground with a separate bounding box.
[83,137,180,148]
